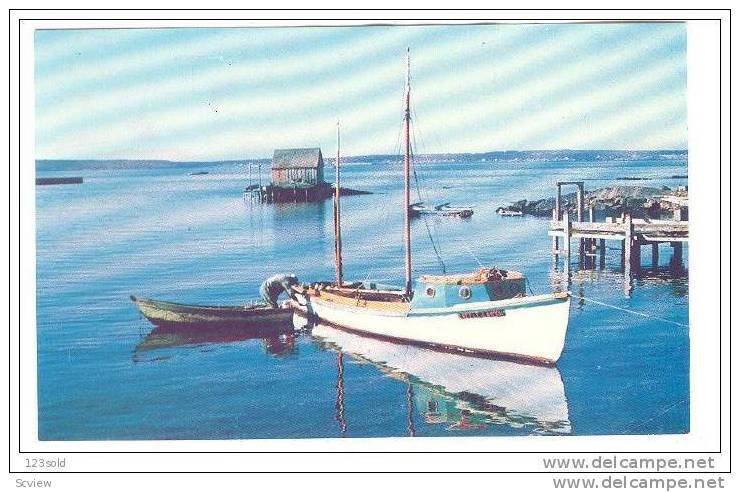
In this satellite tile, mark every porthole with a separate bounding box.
[459,286,472,300]
[425,286,436,297]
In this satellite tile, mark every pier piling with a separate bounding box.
[552,208,559,258]
[652,243,659,270]
[624,213,634,276]
[563,211,571,279]
[547,182,688,295]
[671,241,684,268]
[548,191,689,295]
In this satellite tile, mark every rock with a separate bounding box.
[508,185,683,219]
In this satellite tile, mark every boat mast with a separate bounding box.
[403,48,413,296]
[334,119,344,286]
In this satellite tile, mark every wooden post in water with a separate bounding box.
[587,205,595,268]
[671,241,683,268]
[623,213,636,297]
[623,212,634,284]
[599,238,606,269]
[620,214,626,270]
[652,243,659,270]
[563,211,571,281]
[258,163,263,203]
[552,208,559,259]
[576,183,585,259]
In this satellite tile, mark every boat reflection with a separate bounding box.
[133,323,296,361]
[311,323,571,435]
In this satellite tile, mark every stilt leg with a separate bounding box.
[671,241,684,270]
[652,243,659,270]
[552,209,559,260]
[563,212,571,288]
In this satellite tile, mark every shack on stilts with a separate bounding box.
[245,147,333,204]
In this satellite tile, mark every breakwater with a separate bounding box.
[36,176,83,185]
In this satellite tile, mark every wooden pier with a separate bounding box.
[548,181,688,295]
[245,182,334,204]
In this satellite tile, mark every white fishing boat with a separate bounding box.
[292,49,570,366]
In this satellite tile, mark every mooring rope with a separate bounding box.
[461,241,485,269]
[572,294,689,328]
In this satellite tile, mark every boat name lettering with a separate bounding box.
[458,309,506,319]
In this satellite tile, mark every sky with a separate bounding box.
[35,23,687,161]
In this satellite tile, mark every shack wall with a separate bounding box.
[271,168,318,185]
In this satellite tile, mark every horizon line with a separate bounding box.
[36,148,689,164]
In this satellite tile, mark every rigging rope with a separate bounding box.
[409,116,446,274]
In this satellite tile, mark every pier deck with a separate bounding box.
[548,218,689,243]
[548,181,688,296]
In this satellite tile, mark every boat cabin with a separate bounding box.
[410,268,526,309]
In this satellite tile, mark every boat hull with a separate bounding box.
[294,293,570,365]
[131,295,294,331]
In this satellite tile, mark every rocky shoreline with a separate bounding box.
[499,185,688,219]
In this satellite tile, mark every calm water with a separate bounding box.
[36,159,689,440]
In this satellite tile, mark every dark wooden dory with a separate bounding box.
[130,295,294,331]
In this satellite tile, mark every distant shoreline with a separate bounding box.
[36,149,688,171]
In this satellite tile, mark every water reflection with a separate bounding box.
[271,201,328,239]
[550,261,689,299]
[243,200,329,255]
[311,324,571,435]
[551,266,688,294]
[334,351,348,437]
[133,323,296,361]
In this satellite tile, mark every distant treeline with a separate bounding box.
[37,149,687,171]
[35,159,268,172]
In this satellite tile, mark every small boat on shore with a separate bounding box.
[496,207,523,217]
[410,202,474,218]
[130,295,293,330]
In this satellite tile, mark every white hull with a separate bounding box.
[295,293,571,365]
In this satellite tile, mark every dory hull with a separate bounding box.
[295,294,570,365]
[131,295,293,331]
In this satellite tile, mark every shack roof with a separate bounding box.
[272,148,323,170]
